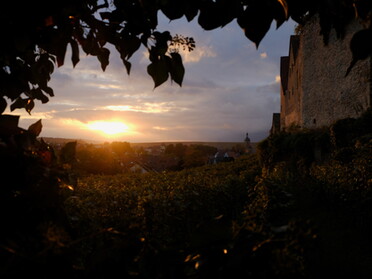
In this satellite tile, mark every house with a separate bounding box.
[274,14,371,132]
[210,150,238,164]
[129,161,156,174]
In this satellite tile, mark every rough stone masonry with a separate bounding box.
[277,14,371,132]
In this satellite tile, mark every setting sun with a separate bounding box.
[86,121,129,136]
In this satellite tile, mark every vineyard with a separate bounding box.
[1,110,371,278]
[64,155,266,278]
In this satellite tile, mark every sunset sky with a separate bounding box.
[8,15,296,143]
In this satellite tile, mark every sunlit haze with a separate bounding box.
[86,121,130,136]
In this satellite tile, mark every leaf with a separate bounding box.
[152,31,172,57]
[198,1,240,30]
[237,5,273,48]
[168,53,185,86]
[56,39,69,67]
[117,36,141,60]
[353,0,372,20]
[185,5,198,22]
[70,39,80,68]
[198,3,224,30]
[80,30,101,56]
[31,88,49,104]
[100,12,111,20]
[28,119,42,137]
[161,1,185,20]
[123,60,131,75]
[0,115,20,135]
[116,35,141,73]
[275,0,289,28]
[346,29,372,76]
[277,0,289,19]
[25,98,35,114]
[10,97,28,112]
[42,86,54,97]
[97,47,110,71]
[147,58,169,89]
[60,141,77,164]
[0,97,7,114]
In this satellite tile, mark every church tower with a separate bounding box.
[244,132,253,154]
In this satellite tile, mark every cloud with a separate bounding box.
[11,16,296,143]
[260,52,268,59]
[181,45,217,63]
[104,102,189,113]
[152,126,169,131]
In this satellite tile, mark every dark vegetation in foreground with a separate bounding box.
[0,109,371,278]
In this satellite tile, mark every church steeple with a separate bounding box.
[244,132,250,143]
[244,132,253,154]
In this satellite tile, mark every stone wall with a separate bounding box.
[281,36,303,129]
[300,15,371,128]
[279,15,371,132]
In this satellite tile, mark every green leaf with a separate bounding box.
[147,58,169,89]
[70,39,80,68]
[28,119,42,137]
[98,47,110,71]
[168,53,185,86]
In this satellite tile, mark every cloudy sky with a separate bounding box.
[10,15,296,143]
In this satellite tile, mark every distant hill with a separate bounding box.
[131,141,258,152]
[40,137,257,151]
[40,137,98,145]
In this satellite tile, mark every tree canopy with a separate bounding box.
[0,0,371,115]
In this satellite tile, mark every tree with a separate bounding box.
[0,0,371,115]
[111,141,133,156]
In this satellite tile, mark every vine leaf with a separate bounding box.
[168,53,185,86]
[56,38,69,67]
[28,119,42,137]
[42,86,54,97]
[237,5,273,48]
[123,60,131,75]
[0,97,6,114]
[147,59,169,89]
[116,36,141,75]
[10,97,35,114]
[97,48,110,71]
[31,88,49,104]
[346,29,372,76]
[70,39,80,68]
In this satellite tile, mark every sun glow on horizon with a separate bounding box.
[86,120,129,136]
